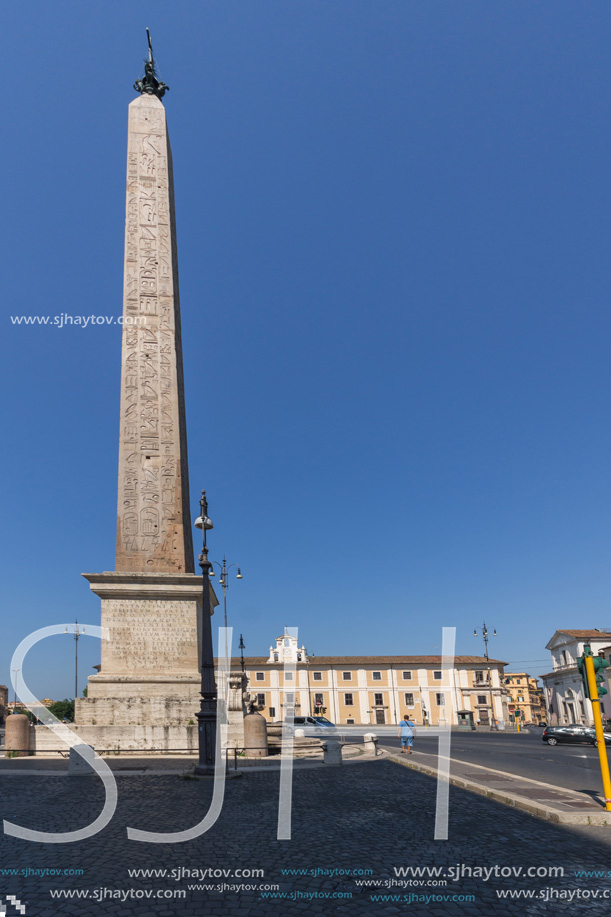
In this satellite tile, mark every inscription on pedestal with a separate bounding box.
[102,598,199,674]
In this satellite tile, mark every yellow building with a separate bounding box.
[239,631,507,727]
[504,674,546,725]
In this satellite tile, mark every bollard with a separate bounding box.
[294,727,305,738]
[322,740,342,765]
[68,745,96,776]
[244,712,268,757]
[5,715,30,757]
[364,733,378,756]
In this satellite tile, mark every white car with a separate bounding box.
[288,716,337,735]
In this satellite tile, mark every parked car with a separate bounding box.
[542,724,611,746]
[288,716,337,734]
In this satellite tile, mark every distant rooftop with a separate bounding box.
[556,629,611,639]
[219,655,506,667]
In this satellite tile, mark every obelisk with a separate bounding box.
[115,91,193,574]
[71,38,217,747]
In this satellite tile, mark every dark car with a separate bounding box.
[542,724,611,746]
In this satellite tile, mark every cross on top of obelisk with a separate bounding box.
[133,28,169,99]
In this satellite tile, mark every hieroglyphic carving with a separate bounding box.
[116,95,193,573]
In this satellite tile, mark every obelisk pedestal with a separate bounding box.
[74,572,217,728]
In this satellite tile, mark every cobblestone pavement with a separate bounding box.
[1,760,611,916]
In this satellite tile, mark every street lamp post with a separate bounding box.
[210,557,242,630]
[11,668,20,713]
[210,555,242,672]
[239,634,246,676]
[194,490,217,776]
[474,622,498,731]
[65,620,86,701]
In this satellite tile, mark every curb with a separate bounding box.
[387,753,611,826]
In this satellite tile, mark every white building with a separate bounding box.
[541,629,611,726]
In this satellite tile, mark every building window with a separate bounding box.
[433,671,442,680]
[342,672,352,681]
[374,693,383,706]
[285,672,293,680]
[435,693,445,706]
[255,672,265,681]
[477,695,487,705]
[372,672,381,681]
[402,671,412,680]
[273,654,278,662]
[344,693,354,706]
[284,638,290,647]
[297,653,302,661]
[346,718,355,725]
[404,693,414,707]
[257,694,265,707]
[313,672,322,681]
[475,670,484,683]
[286,693,294,703]
[269,707,276,718]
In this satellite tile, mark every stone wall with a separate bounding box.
[75,693,200,727]
[32,723,198,753]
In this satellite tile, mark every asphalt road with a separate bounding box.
[377,729,611,794]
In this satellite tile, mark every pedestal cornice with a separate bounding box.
[82,571,218,607]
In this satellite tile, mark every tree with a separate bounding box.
[47,699,75,722]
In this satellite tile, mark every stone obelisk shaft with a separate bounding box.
[116,94,194,574]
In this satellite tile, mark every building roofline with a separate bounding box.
[545,629,611,649]
[219,655,507,666]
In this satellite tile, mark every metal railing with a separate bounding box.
[224,746,311,770]
[1,743,327,762]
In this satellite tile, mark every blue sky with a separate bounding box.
[2,1,611,701]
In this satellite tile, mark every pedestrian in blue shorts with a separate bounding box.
[397,714,415,754]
